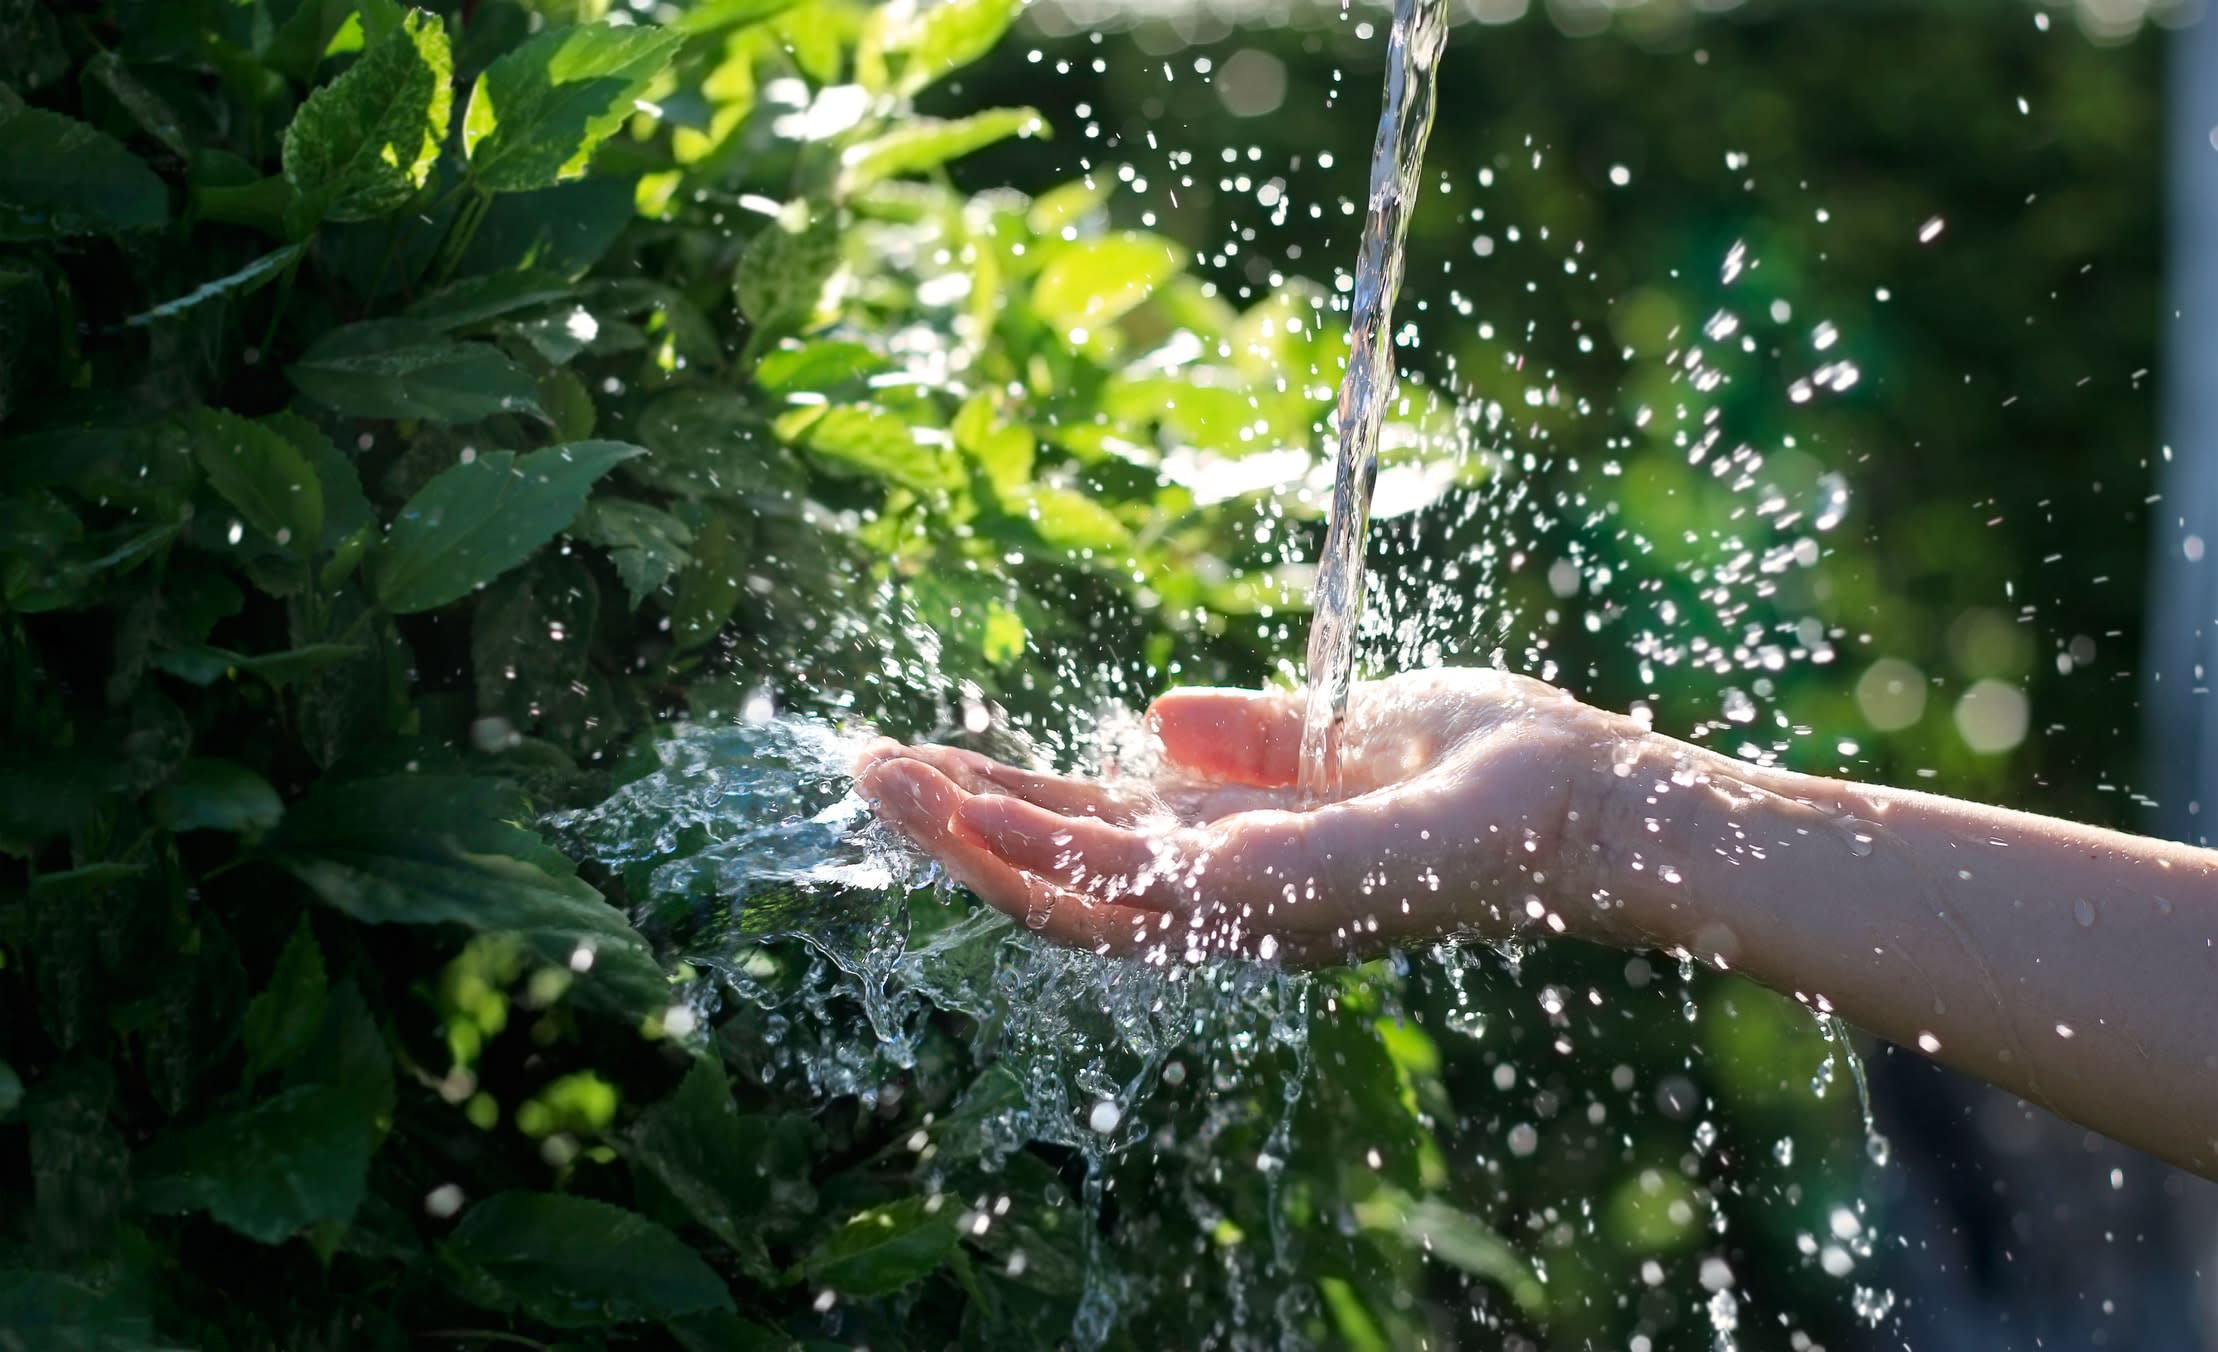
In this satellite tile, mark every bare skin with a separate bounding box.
[855,669,2218,1180]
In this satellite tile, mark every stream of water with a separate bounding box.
[1295,0,1451,802]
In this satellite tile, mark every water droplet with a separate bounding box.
[1915,1031,1941,1054]
[1865,1133,1891,1166]
[1087,1100,1122,1134]
[2072,898,2096,928]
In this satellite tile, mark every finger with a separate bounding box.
[1145,687,1305,787]
[956,794,1187,907]
[851,736,907,777]
[857,759,1162,954]
[896,744,1154,822]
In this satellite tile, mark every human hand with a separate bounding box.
[855,668,1637,964]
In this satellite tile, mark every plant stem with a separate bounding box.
[432,187,494,288]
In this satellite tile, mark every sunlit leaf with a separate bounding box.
[461,22,684,191]
[281,9,452,222]
[837,108,1046,196]
[1030,232,1184,338]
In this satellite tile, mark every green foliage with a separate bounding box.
[0,0,1366,1344]
[1,0,2118,1344]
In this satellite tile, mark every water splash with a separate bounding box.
[1296,0,1450,803]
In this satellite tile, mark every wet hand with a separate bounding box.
[854,668,1630,964]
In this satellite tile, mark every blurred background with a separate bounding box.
[944,0,2216,1344]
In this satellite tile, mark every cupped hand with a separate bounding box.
[854,668,1630,964]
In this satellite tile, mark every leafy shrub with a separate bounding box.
[0,0,1865,1348]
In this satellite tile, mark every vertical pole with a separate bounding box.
[2148,8,2218,849]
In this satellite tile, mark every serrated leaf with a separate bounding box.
[571,499,692,607]
[288,320,542,423]
[803,1196,961,1297]
[135,1084,378,1244]
[83,52,190,157]
[0,102,167,242]
[837,108,1045,196]
[372,440,640,613]
[461,22,684,192]
[440,1192,734,1327]
[242,917,328,1080]
[150,758,285,836]
[1030,232,1184,336]
[259,410,375,548]
[124,243,305,328]
[281,9,451,222]
[184,408,324,555]
[630,388,805,507]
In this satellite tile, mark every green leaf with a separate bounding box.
[669,507,750,652]
[124,243,305,328]
[803,1196,961,1298]
[136,1083,378,1244]
[1029,232,1185,336]
[242,918,329,1082]
[628,1057,772,1268]
[837,108,1045,196]
[0,1062,19,1121]
[470,555,596,727]
[288,320,542,423]
[0,102,166,242]
[675,0,805,36]
[630,388,804,506]
[863,0,1019,97]
[1024,486,1131,555]
[406,269,575,330]
[152,642,360,689]
[1353,1187,1546,1315]
[439,1192,734,1327]
[753,339,888,397]
[571,499,692,607]
[184,408,324,555]
[781,405,952,493]
[150,758,285,836]
[83,53,190,157]
[372,440,641,613]
[283,9,452,222]
[461,22,684,192]
[264,775,668,1014]
[455,173,639,276]
[0,1270,157,1352]
[735,204,841,356]
[260,411,375,548]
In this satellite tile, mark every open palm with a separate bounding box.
[856,668,1618,963]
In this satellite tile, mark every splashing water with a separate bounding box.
[1296,0,1450,804]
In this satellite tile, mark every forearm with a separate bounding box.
[1584,732,2218,1177]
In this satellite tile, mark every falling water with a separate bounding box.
[1295,0,1451,803]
